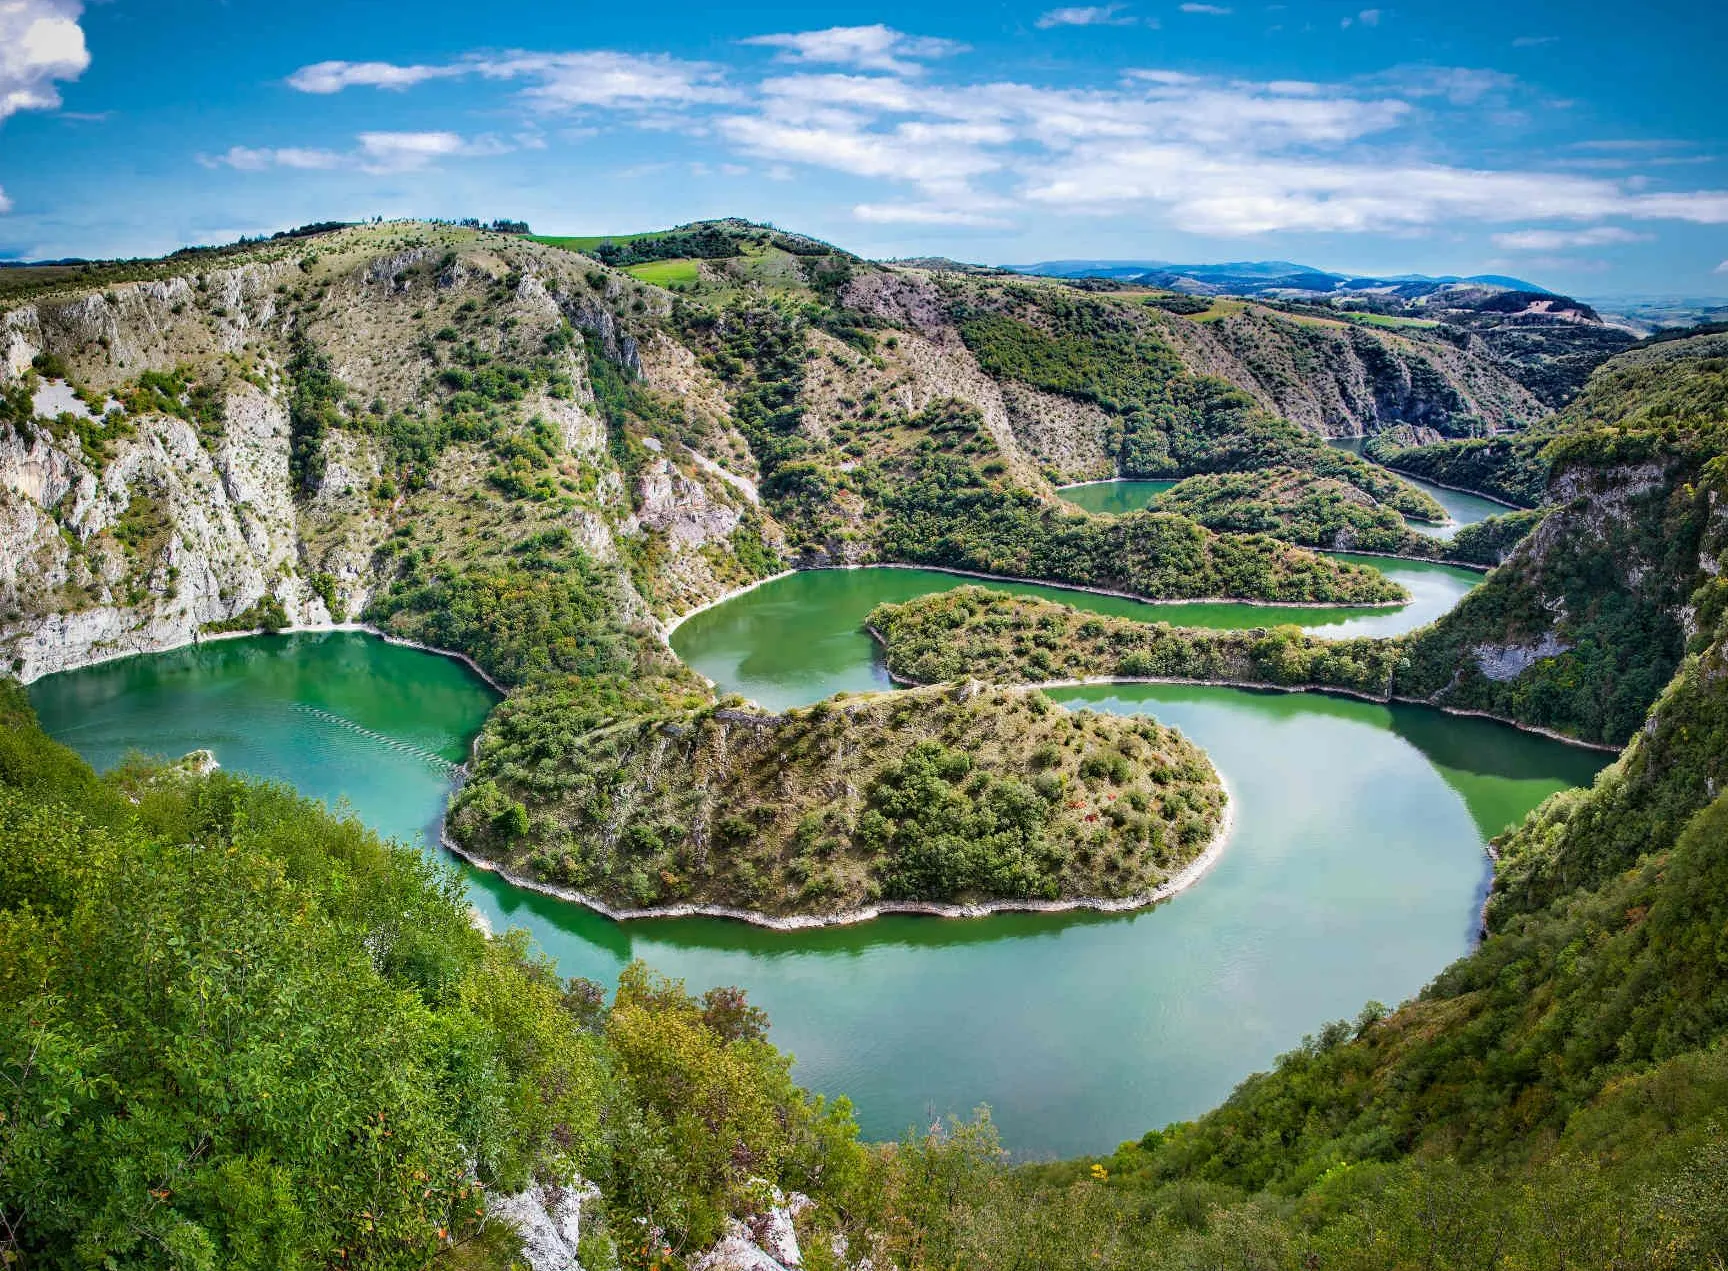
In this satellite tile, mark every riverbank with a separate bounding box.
[659,562,1408,648]
[440,770,1237,930]
[1377,465,1530,511]
[1333,549,1489,572]
[866,627,1620,754]
[17,618,509,695]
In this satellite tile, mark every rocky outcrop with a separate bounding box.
[488,1177,602,1271]
[634,456,743,547]
[839,268,948,333]
[1156,307,1546,437]
[0,381,333,680]
[691,1189,813,1271]
[1474,631,1570,682]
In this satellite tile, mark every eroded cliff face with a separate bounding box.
[0,385,332,681]
[0,225,779,679]
[1400,447,1728,745]
[842,268,1551,445]
[1154,306,1547,438]
[0,222,1582,685]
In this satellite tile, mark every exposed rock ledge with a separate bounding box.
[488,1177,601,1271]
[1473,631,1571,683]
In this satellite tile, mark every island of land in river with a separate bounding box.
[26,621,1607,1155]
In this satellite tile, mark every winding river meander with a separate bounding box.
[30,557,1605,1157]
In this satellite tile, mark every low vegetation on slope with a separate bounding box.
[949,287,1447,517]
[1438,506,1545,565]
[451,682,1225,916]
[685,304,1406,605]
[8,618,1728,1267]
[869,587,1406,699]
[874,451,1404,603]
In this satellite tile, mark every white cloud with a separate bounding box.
[1572,138,1685,153]
[199,144,345,171]
[482,52,734,109]
[1130,69,1200,86]
[853,202,1008,226]
[1,0,90,122]
[286,60,459,93]
[263,37,1728,248]
[742,25,966,75]
[1021,145,1728,233]
[1492,226,1648,250]
[1512,35,1558,48]
[718,110,1003,197]
[1370,65,1517,105]
[286,51,732,110]
[200,132,506,175]
[1716,260,1728,274]
[1358,9,1382,25]
[0,185,11,214]
[358,130,471,171]
[1036,5,1138,28]
[1179,3,1231,13]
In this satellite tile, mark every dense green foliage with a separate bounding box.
[453,683,1224,914]
[7,651,1728,1270]
[690,304,1406,604]
[366,552,645,689]
[1487,605,1728,923]
[875,450,1405,604]
[1443,507,1545,566]
[1396,356,1728,745]
[0,683,871,1270]
[1155,466,1429,555]
[589,226,743,267]
[200,593,289,634]
[1363,430,1549,508]
[869,587,1407,698]
[952,287,1446,521]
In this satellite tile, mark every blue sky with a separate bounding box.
[2,0,1725,296]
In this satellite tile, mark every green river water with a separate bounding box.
[30,564,1606,1157]
[1055,480,1178,515]
[1327,436,1513,539]
[1062,451,1513,542]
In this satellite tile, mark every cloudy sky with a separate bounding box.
[2,0,1724,295]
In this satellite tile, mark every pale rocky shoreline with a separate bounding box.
[442,772,1238,932]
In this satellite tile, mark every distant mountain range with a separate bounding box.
[1004,259,1552,300]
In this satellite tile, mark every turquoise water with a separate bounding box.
[671,562,1481,713]
[1055,480,1178,515]
[1329,436,1510,539]
[30,613,1607,1156]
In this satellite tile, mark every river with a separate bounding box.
[1326,436,1510,539]
[1056,480,1178,515]
[29,563,1605,1157]
[1062,451,1509,542]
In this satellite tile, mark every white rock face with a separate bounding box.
[635,457,742,548]
[488,1178,601,1271]
[0,384,317,681]
[691,1191,813,1271]
[1474,630,1571,682]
